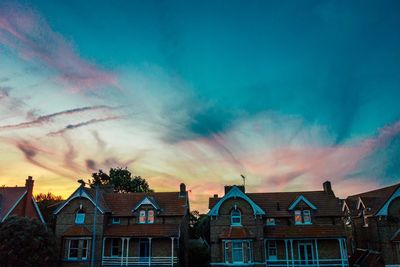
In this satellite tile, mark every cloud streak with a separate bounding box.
[0,2,118,92]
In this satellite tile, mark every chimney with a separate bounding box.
[213,194,218,198]
[323,181,334,195]
[224,185,245,194]
[179,183,186,198]
[24,176,35,216]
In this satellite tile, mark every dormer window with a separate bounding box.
[231,209,241,226]
[139,209,155,224]
[75,209,85,224]
[112,217,120,224]
[266,218,276,226]
[295,210,312,225]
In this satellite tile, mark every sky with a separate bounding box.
[0,0,400,212]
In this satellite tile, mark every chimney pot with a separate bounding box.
[179,183,186,197]
[213,194,218,198]
[323,181,334,195]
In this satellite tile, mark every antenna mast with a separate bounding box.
[240,174,246,188]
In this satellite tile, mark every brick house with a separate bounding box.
[208,181,349,267]
[343,183,400,266]
[0,176,45,224]
[53,183,189,267]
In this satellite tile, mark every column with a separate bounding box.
[101,237,106,265]
[148,238,152,266]
[171,237,175,266]
[121,238,125,265]
[126,238,130,266]
[338,238,344,267]
[290,240,294,267]
[314,239,320,267]
[285,240,289,267]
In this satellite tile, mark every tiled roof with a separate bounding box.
[209,190,342,217]
[103,192,187,217]
[219,227,255,239]
[63,226,92,236]
[104,224,180,237]
[346,183,400,215]
[265,225,346,238]
[0,187,27,221]
[349,249,384,267]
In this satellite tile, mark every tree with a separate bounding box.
[35,192,63,227]
[88,167,153,193]
[0,216,58,267]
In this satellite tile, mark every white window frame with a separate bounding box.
[75,211,85,225]
[147,210,154,224]
[110,238,121,257]
[295,210,312,225]
[295,210,302,225]
[139,210,146,224]
[267,240,278,261]
[81,239,89,260]
[112,217,120,224]
[303,210,312,224]
[68,239,79,260]
[266,218,276,226]
[224,240,252,264]
[232,241,244,263]
[231,209,242,226]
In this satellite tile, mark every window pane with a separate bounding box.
[303,210,311,224]
[139,210,146,224]
[294,210,302,224]
[232,242,243,262]
[75,213,85,224]
[231,210,241,226]
[68,240,79,258]
[111,239,121,257]
[82,240,89,259]
[147,210,154,224]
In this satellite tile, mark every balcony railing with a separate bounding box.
[265,259,349,267]
[102,256,178,266]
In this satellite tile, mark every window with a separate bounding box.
[112,217,120,224]
[139,210,146,224]
[81,239,89,260]
[231,209,241,226]
[68,239,79,259]
[224,240,252,264]
[147,210,154,224]
[266,218,276,226]
[295,210,312,225]
[111,238,122,257]
[75,210,85,224]
[267,240,277,260]
[139,239,150,262]
[232,242,243,263]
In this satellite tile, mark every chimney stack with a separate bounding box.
[179,183,186,198]
[24,176,35,216]
[323,181,334,195]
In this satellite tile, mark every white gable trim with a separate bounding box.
[357,197,366,210]
[288,195,317,210]
[208,186,265,216]
[53,186,104,215]
[132,196,160,211]
[342,201,349,212]
[376,186,400,216]
[1,190,27,222]
[32,196,46,225]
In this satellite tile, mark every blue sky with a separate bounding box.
[0,0,399,210]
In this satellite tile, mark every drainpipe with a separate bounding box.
[90,184,99,267]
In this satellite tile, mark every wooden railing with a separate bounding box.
[265,258,349,267]
[102,256,178,266]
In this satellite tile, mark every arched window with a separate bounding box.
[231,209,241,226]
[75,209,85,224]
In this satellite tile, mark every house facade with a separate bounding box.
[0,176,45,224]
[343,183,400,267]
[208,182,349,267]
[53,183,189,267]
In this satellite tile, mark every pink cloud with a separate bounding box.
[0,3,118,92]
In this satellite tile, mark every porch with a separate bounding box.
[264,238,349,267]
[101,237,178,267]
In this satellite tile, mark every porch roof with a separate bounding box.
[63,225,92,236]
[104,224,180,238]
[219,226,255,239]
[265,225,346,238]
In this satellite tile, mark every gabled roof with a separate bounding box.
[346,183,400,216]
[288,195,317,210]
[54,185,188,217]
[0,187,27,222]
[208,186,265,216]
[219,227,255,239]
[209,190,342,217]
[104,224,180,237]
[132,196,160,211]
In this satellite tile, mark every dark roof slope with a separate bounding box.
[0,187,27,221]
[209,190,342,217]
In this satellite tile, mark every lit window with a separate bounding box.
[81,239,89,260]
[294,210,302,224]
[68,240,79,259]
[75,210,85,224]
[112,217,120,224]
[147,210,154,224]
[139,210,146,224]
[303,210,312,224]
[267,240,277,260]
[231,209,241,226]
[266,218,276,226]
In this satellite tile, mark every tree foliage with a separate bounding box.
[88,167,153,193]
[35,192,63,226]
[0,216,57,267]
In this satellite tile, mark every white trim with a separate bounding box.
[342,200,350,212]
[208,186,265,216]
[32,196,46,225]
[53,186,104,215]
[377,186,400,216]
[288,195,317,210]
[132,196,160,211]
[357,197,366,210]
[1,190,27,222]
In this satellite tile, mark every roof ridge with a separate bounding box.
[348,183,400,198]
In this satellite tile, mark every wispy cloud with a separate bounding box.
[0,2,118,92]
[0,105,112,130]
